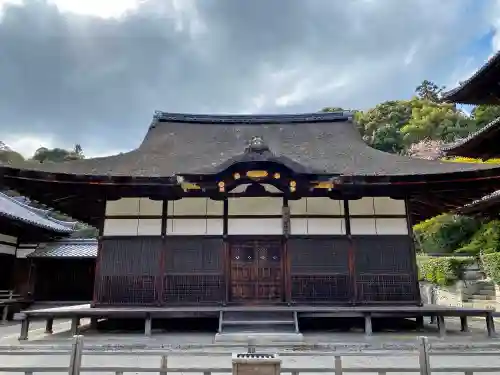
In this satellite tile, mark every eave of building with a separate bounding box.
[0,192,75,234]
[456,190,500,217]
[442,117,500,158]
[442,50,500,104]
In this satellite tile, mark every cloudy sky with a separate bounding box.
[0,0,498,158]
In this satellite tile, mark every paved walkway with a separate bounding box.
[0,316,499,374]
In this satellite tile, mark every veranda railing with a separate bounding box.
[0,336,500,374]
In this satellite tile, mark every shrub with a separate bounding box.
[417,255,474,286]
[413,214,481,254]
[481,253,500,284]
[456,220,500,256]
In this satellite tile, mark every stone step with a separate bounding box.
[478,290,496,296]
[214,331,304,343]
[223,311,294,322]
[470,294,496,301]
[463,300,497,310]
[223,320,294,326]
[222,324,296,334]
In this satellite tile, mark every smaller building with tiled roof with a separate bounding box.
[28,238,97,259]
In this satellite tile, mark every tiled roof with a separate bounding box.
[457,190,500,215]
[3,112,500,178]
[0,192,75,233]
[28,239,97,258]
[442,117,500,156]
[442,50,500,104]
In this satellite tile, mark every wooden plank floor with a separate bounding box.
[20,303,496,319]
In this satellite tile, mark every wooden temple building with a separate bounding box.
[0,192,72,300]
[2,111,500,314]
[442,50,500,217]
[0,191,96,304]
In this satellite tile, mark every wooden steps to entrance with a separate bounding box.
[215,310,303,343]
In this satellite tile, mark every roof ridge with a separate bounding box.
[151,111,354,125]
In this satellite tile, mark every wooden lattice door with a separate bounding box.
[230,238,283,303]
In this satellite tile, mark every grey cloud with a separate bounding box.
[0,0,494,155]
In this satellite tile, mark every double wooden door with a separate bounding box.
[229,238,283,303]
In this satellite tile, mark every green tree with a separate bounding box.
[0,142,25,164]
[31,144,85,163]
[355,100,413,151]
[321,107,345,112]
[415,80,445,102]
[400,99,475,145]
[471,105,500,129]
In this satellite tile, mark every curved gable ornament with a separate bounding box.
[246,136,270,153]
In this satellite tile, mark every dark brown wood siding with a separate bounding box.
[352,235,419,303]
[0,253,14,290]
[162,236,224,304]
[94,237,162,305]
[288,236,351,303]
[33,259,95,302]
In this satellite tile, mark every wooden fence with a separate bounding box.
[1,336,500,374]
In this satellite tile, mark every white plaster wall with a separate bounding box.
[349,197,408,235]
[375,218,408,235]
[228,218,282,235]
[105,198,162,216]
[167,218,223,235]
[16,246,37,258]
[350,218,377,235]
[103,218,162,236]
[228,197,282,215]
[227,197,282,235]
[168,198,223,216]
[165,198,224,235]
[0,234,17,245]
[373,197,406,215]
[289,198,344,235]
[0,244,15,255]
[289,198,344,215]
[290,218,345,235]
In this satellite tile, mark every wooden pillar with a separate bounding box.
[416,316,424,331]
[18,317,29,340]
[45,318,54,334]
[460,316,469,332]
[486,312,496,338]
[223,198,229,304]
[92,203,106,308]
[405,197,422,305]
[70,317,80,336]
[158,200,168,307]
[343,200,356,304]
[282,198,291,304]
[437,315,446,337]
